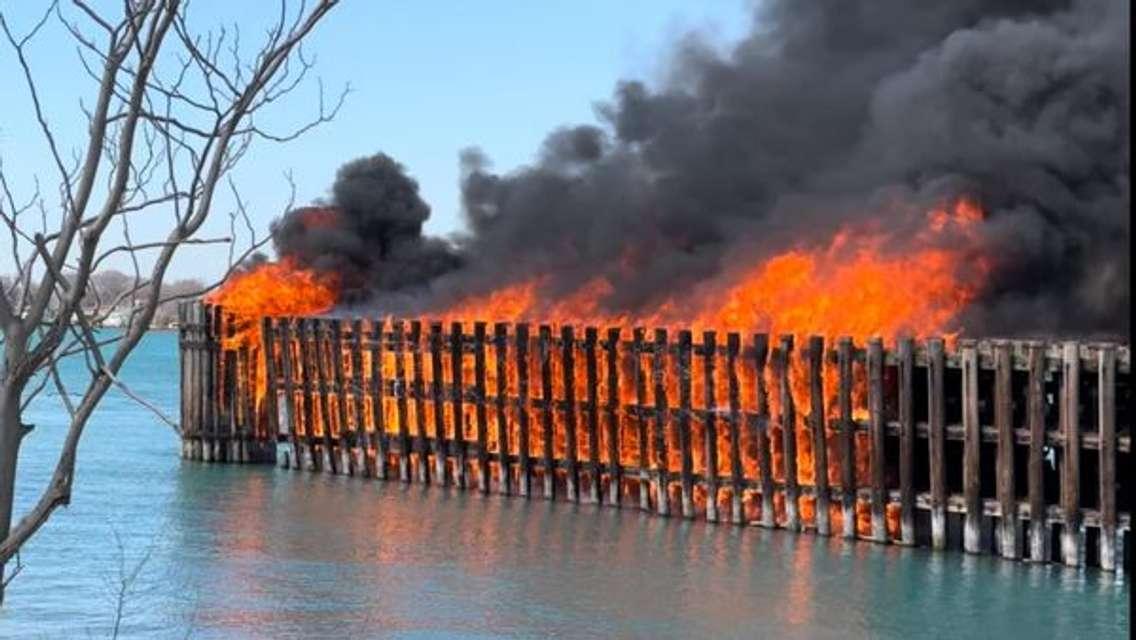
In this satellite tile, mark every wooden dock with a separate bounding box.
[177,301,1132,572]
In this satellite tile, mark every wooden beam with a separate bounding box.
[515,323,532,497]
[868,338,885,542]
[927,338,947,549]
[961,341,981,554]
[995,341,1019,559]
[898,337,915,546]
[809,335,830,536]
[703,331,720,523]
[838,337,856,539]
[1060,341,1082,567]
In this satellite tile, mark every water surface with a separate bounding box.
[1,332,1127,638]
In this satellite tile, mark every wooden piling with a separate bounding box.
[297,319,319,471]
[261,318,283,466]
[411,321,429,484]
[1026,342,1048,563]
[652,329,670,517]
[726,333,744,525]
[393,320,411,482]
[633,328,650,511]
[994,342,1019,559]
[1099,345,1117,571]
[897,338,915,546]
[778,335,800,531]
[809,335,831,536]
[429,323,448,485]
[369,319,390,481]
[1060,342,1081,566]
[961,341,981,554]
[350,319,372,477]
[561,325,580,502]
[677,330,695,520]
[702,331,720,524]
[604,328,622,507]
[538,325,555,500]
[450,322,468,489]
[494,323,511,495]
[838,337,856,539]
[584,327,601,504]
[474,322,491,494]
[867,338,886,543]
[927,338,947,550]
[330,320,353,475]
[516,324,532,497]
[312,320,337,473]
[754,334,774,528]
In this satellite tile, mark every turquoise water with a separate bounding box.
[0,331,1128,638]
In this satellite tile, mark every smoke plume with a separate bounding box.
[275,0,1129,338]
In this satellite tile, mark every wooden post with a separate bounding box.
[538,325,555,500]
[897,338,915,546]
[702,331,720,523]
[474,322,490,493]
[652,329,670,517]
[312,320,337,473]
[392,320,411,482]
[234,344,248,464]
[494,323,511,495]
[584,327,601,504]
[411,321,429,484]
[368,320,390,481]
[1026,342,1047,563]
[633,328,650,511]
[779,335,800,532]
[429,323,448,485]
[297,319,319,471]
[867,337,886,543]
[604,328,622,507]
[1098,345,1117,571]
[330,320,353,475]
[809,335,830,536]
[838,337,856,539]
[927,338,947,549]
[994,342,1019,559]
[516,324,532,497]
[1060,341,1081,567]
[218,348,236,464]
[726,333,744,525]
[262,318,285,467]
[676,331,695,520]
[961,341,981,554]
[561,325,580,503]
[351,319,373,477]
[204,306,218,462]
[754,334,774,528]
[450,322,468,489]
[277,319,301,469]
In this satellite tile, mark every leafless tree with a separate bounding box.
[0,0,342,604]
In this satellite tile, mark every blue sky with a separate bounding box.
[0,1,751,280]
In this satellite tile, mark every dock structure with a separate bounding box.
[177,301,1132,572]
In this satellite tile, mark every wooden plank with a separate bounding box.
[350,319,373,477]
[754,334,774,528]
[539,325,555,500]
[961,341,981,553]
[652,328,670,517]
[205,305,219,461]
[780,335,800,532]
[474,322,490,493]
[411,321,429,484]
[429,323,448,485]
[515,324,532,497]
[221,348,237,463]
[927,338,947,549]
[450,322,468,489]
[393,320,411,482]
[261,317,282,465]
[897,337,915,546]
[1098,345,1117,571]
[369,319,389,481]
[633,328,650,511]
[994,341,1019,559]
[867,337,885,542]
[677,330,695,519]
[312,320,337,473]
[561,325,580,502]
[1060,341,1081,566]
[604,327,622,507]
[1026,342,1047,562]
[702,331,720,523]
[809,335,831,536]
[838,337,856,539]
[584,327,601,504]
[726,333,744,525]
[330,320,353,475]
[494,323,511,495]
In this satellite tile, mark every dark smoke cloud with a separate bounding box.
[272,153,462,302]
[279,0,1129,338]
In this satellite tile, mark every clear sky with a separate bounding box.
[0,1,751,280]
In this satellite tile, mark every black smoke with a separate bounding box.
[277,0,1129,338]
